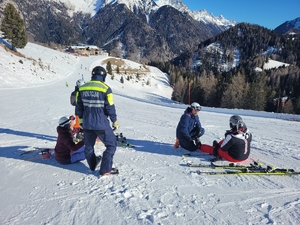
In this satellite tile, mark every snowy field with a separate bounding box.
[0,42,300,225]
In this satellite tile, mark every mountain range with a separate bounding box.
[0,0,299,65]
[0,0,236,63]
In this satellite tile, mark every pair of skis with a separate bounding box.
[187,161,300,176]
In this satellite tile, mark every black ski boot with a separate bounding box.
[88,153,102,171]
[210,140,221,162]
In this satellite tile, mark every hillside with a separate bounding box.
[169,23,300,114]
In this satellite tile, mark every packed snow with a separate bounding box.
[0,42,300,225]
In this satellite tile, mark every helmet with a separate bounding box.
[58,116,70,128]
[76,79,85,87]
[190,102,201,111]
[58,116,75,128]
[229,115,247,131]
[92,66,107,81]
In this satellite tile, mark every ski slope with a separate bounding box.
[0,42,300,225]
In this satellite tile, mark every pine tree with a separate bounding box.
[244,73,267,111]
[106,61,112,75]
[221,73,249,109]
[172,76,185,102]
[0,3,28,50]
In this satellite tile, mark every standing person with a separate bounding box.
[54,116,85,164]
[174,102,205,151]
[70,79,85,141]
[70,79,85,106]
[75,66,119,176]
[200,115,252,162]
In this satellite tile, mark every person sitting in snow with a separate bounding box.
[200,115,252,162]
[54,116,85,164]
[174,102,205,151]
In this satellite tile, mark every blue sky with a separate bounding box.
[182,0,300,29]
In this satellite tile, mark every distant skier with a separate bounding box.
[75,66,119,176]
[54,116,85,164]
[174,102,205,151]
[65,81,68,87]
[200,115,252,162]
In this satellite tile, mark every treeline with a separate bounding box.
[149,56,300,114]
[149,23,300,114]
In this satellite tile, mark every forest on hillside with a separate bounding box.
[150,23,300,114]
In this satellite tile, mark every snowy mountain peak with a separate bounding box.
[155,0,190,12]
[155,0,236,27]
[192,9,236,27]
[49,0,236,27]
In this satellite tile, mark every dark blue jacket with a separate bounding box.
[75,78,117,130]
[176,107,202,139]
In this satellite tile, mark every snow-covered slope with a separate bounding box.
[0,42,300,225]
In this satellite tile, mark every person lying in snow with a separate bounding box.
[199,115,252,162]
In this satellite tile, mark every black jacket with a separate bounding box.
[220,129,252,160]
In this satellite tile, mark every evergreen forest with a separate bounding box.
[150,23,300,114]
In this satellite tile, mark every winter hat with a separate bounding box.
[58,115,75,128]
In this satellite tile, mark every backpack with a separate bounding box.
[70,90,77,106]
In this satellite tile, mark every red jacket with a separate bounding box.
[54,126,84,163]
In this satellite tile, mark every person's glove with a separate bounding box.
[73,127,80,134]
[112,121,119,130]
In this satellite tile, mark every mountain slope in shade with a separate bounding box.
[274,17,300,34]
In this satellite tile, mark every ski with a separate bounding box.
[19,148,53,156]
[118,141,134,148]
[189,161,299,175]
[115,133,135,148]
[187,161,263,170]
[195,169,300,176]
[182,153,206,158]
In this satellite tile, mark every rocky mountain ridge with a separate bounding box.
[0,0,235,63]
